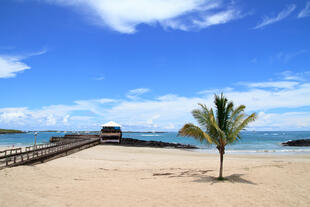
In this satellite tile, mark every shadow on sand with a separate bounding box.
[192,173,257,185]
[153,169,256,185]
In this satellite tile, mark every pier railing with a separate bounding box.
[0,138,100,169]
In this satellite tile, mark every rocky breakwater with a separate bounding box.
[50,135,198,149]
[120,138,198,149]
[282,139,310,146]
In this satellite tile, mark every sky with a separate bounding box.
[0,0,310,131]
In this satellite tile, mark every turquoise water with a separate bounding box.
[1,131,310,154]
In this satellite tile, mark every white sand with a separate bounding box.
[0,145,310,207]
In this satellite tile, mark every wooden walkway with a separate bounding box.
[0,137,100,169]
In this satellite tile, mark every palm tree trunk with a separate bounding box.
[219,150,224,179]
[217,146,225,179]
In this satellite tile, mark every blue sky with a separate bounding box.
[0,0,310,131]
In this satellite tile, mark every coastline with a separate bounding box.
[1,131,310,153]
[1,131,310,155]
[0,145,309,207]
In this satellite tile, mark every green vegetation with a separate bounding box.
[0,129,24,134]
[179,93,257,179]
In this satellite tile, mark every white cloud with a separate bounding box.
[1,72,310,131]
[127,88,150,99]
[0,49,47,78]
[27,48,48,56]
[102,82,310,130]
[0,108,28,123]
[164,123,176,130]
[46,114,57,126]
[63,114,70,124]
[105,95,207,129]
[278,70,310,81]
[298,1,310,18]
[42,0,244,33]
[146,114,161,128]
[192,8,242,28]
[254,4,296,29]
[224,83,310,111]
[0,56,30,78]
[73,98,116,116]
[253,111,310,131]
[242,81,299,89]
[0,99,116,130]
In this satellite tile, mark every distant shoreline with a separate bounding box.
[0,129,24,134]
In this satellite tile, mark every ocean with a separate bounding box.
[1,131,310,154]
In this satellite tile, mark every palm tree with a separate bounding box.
[178,93,257,179]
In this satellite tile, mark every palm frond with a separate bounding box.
[223,101,234,131]
[192,105,219,143]
[228,112,257,144]
[230,105,245,120]
[207,108,223,145]
[192,109,208,130]
[214,93,227,130]
[178,123,213,144]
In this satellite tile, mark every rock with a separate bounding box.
[282,139,310,146]
[50,135,198,149]
[120,138,198,149]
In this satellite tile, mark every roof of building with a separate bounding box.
[101,121,122,127]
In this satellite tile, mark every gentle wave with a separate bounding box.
[141,134,160,137]
[195,148,310,154]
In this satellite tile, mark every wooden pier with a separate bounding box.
[0,136,100,169]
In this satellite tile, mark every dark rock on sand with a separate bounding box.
[282,139,310,147]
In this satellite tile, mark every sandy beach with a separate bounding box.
[0,145,310,207]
